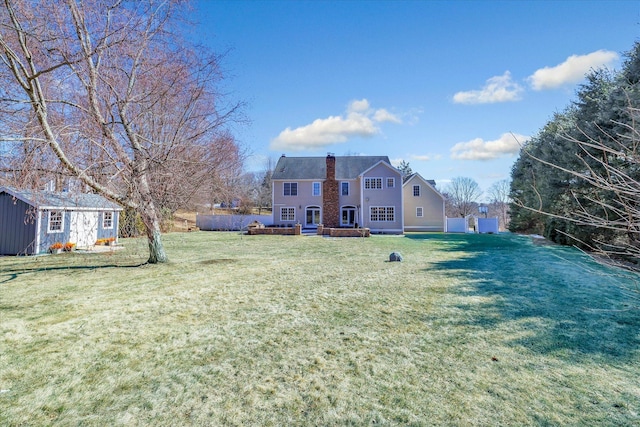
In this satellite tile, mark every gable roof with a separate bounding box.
[272,155,391,180]
[403,173,444,199]
[0,186,123,211]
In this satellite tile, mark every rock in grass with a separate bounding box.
[389,252,403,262]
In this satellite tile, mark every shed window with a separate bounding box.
[103,212,113,229]
[48,211,64,233]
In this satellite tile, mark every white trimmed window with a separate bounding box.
[387,177,395,188]
[370,206,395,222]
[283,182,298,196]
[312,182,321,196]
[48,211,64,233]
[280,207,295,221]
[416,207,424,217]
[341,182,349,196]
[103,211,114,229]
[413,185,420,197]
[365,177,382,189]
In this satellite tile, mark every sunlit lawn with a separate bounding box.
[1,232,639,426]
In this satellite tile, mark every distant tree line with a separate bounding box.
[510,42,640,270]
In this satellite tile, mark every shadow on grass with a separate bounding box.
[0,256,147,284]
[407,232,640,362]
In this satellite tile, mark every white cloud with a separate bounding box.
[349,99,370,113]
[373,108,402,124]
[390,158,403,168]
[528,50,618,90]
[453,71,524,104]
[450,133,529,161]
[270,99,402,151]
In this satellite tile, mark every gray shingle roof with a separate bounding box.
[272,155,391,180]
[0,186,122,210]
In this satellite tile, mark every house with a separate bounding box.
[0,186,122,255]
[402,173,446,232]
[271,154,404,234]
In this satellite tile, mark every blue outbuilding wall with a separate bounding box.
[1,187,122,255]
[0,192,38,255]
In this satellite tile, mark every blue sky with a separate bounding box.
[194,0,640,198]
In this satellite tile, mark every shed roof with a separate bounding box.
[272,155,391,180]
[0,186,123,211]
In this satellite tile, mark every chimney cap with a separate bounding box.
[327,152,335,157]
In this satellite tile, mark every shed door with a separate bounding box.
[70,212,99,248]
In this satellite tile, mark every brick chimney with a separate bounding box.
[322,154,340,228]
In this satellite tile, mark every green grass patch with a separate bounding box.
[1,232,639,425]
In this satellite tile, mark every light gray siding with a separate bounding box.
[38,209,73,253]
[360,163,403,233]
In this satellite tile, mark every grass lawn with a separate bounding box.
[1,232,639,426]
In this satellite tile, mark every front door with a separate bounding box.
[305,207,321,228]
[341,207,356,227]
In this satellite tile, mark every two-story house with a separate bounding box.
[271,154,404,234]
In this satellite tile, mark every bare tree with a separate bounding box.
[254,157,274,215]
[487,179,511,230]
[445,177,483,217]
[0,0,240,263]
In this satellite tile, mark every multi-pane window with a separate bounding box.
[416,207,424,217]
[370,206,395,222]
[364,178,382,189]
[413,185,420,197]
[48,211,63,233]
[312,182,321,196]
[341,182,349,196]
[280,207,295,221]
[103,211,113,229]
[284,182,298,196]
[387,178,395,188]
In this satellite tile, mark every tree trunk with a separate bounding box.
[146,221,168,264]
[136,166,168,263]
[139,200,168,264]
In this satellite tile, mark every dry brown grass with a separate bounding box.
[1,232,639,425]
